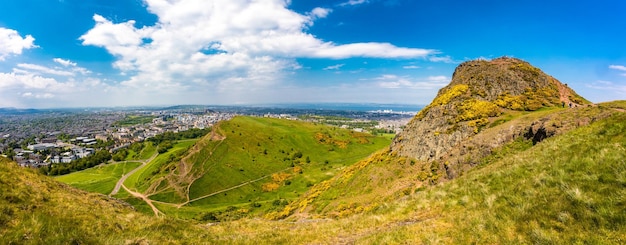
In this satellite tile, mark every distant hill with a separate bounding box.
[0,107,44,115]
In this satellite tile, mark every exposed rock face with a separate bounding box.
[391,57,591,174]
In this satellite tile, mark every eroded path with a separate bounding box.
[109,152,158,196]
[122,184,164,217]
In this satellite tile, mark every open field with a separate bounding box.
[55,161,142,194]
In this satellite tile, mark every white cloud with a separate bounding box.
[310,7,332,19]
[16,63,75,76]
[428,55,455,63]
[0,72,65,90]
[339,0,369,6]
[0,70,119,108]
[22,92,55,99]
[403,65,420,69]
[323,64,345,70]
[53,58,77,67]
[16,59,91,77]
[609,65,626,71]
[79,0,437,94]
[0,27,37,61]
[609,65,626,77]
[310,42,434,59]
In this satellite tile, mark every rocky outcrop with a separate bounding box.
[437,107,613,179]
[391,57,592,177]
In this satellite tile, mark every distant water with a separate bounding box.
[259,103,423,112]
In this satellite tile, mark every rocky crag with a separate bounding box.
[391,57,598,179]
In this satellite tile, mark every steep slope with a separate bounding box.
[391,57,595,179]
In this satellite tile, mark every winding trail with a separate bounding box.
[108,151,164,217]
[109,152,158,196]
[122,184,164,217]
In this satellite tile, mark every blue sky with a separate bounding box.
[0,0,625,108]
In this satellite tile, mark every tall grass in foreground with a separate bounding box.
[360,111,626,244]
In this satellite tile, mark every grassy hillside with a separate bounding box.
[202,105,626,244]
[1,104,624,244]
[55,161,141,194]
[124,116,392,219]
[0,157,213,244]
[279,105,609,218]
[123,139,197,193]
[358,106,626,243]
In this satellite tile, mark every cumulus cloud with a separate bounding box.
[0,72,62,90]
[309,7,332,19]
[0,27,37,61]
[79,0,436,93]
[0,70,118,108]
[53,58,77,67]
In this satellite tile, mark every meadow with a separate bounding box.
[55,161,141,194]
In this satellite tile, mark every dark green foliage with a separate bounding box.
[40,150,111,176]
[147,127,211,145]
[113,115,157,126]
[156,141,173,153]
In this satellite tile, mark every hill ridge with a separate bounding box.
[391,57,594,179]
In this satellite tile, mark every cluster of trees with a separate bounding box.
[147,128,211,145]
[157,141,173,154]
[112,142,145,161]
[370,128,395,135]
[40,150,111,176]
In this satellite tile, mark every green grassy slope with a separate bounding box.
[123,139,197,192]
[201,105,626,244]
[55,161,141,194]
[279,105,610,218]
[2,105,625,244]
[0,157,213,244]
[125,141,156,161]
[133,116,392,218]
[357,106,626,243]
